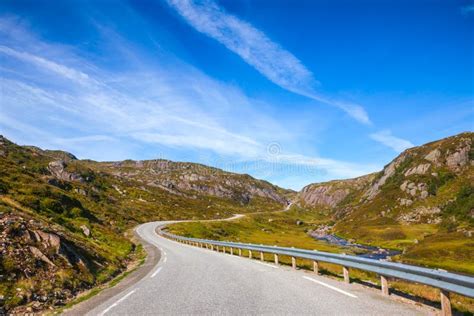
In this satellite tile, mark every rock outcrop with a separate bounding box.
[446,138,471,171]
[0,212,100,313]
[364,154,406,200]
[295,132,473,230]
[97,159,291,205]
[298,174,374,208]
[47,160,83,182]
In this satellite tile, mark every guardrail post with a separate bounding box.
[249,250,252,259]
[211,244,214,251]
[223,246,226,254]
[343,266,350,283]
[274,254,279,265]
[380,275,389,295]
[260,252,264,261]
[291,257,296,269]
[440,290,452,316]
[230,247,234,255]
[239,248,242,256]
[313,261,319,274]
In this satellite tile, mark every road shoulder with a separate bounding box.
[62,226,161,315]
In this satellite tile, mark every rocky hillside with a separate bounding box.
[296,132,473,273]
[298,173,376,218]
[0,136,291,313]
[87,159,290,206]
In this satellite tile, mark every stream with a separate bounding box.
[310,231,401,260]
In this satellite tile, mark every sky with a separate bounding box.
[0,0,473,190]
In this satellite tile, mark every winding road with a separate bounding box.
[79,220,433,315]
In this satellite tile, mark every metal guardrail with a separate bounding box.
[158,228,474,315]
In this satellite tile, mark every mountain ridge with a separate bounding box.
[0,135,291,314]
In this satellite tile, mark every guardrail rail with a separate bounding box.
[158,228,474,316]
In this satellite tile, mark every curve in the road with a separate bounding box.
[80,220,434,315]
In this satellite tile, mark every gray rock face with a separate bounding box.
[80,225,91,237]
[298,175,373,208]
[424,149,441,164]
[364,155,406,200]
[398,206,441,224]
[29,246,56,266]
[299,185,349,208]
[404,163,430,177]
[400,181,429,200]
[32,230,61,254]
[114,160,289,205]
[446,139,471,171]
[47,160,83,182]
[399,198,413,206]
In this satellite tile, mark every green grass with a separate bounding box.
[54,238,147,314]
[169,206,349,253]
[0,135,290,313]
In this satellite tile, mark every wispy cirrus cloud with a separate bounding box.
[0,45,95,86]
[0,16,380,188]
[461,4,474,14]
[370,130,414,152]
[167,0,370,124]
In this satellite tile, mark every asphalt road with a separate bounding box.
[85,221,433,316]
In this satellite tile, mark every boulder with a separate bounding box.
[404,163,430,177]
[29,246,55,267]
[47,160,83,182]
[32,230,61,254]
[446,141,470,171]
[80,225,91,237]
[399,198,413,206]
[424,148,441,164]
[420,190,429,199]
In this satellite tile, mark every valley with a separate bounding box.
[0,132,472,314]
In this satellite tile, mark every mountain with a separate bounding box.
[295,132,473,273]
[0,136,292,313]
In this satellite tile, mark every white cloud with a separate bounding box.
[461,4,474,14]
[0,45,96,86]
[0,16,379,187]
[167,0,371,124]
[370,130,414,152]
[167,0,315,92]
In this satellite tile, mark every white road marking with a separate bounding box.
[164,257,168,263]
[151,267,163,278]
[98,289,137,316]
[303,276,358,298]
[255,261,278,269]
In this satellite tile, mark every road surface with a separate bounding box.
[85,221,433,315]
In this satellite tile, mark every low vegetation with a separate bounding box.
[0,136,290,313]
[169,132,474,313]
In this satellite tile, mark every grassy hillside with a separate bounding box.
[169,132,474,312]
[172,132,474,273]
[0,136,291,313]
[332,132,474,273]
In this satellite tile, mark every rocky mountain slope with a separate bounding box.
[295,132,473,272]
[0,136,291,313]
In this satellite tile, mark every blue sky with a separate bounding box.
[0,0,473,190]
